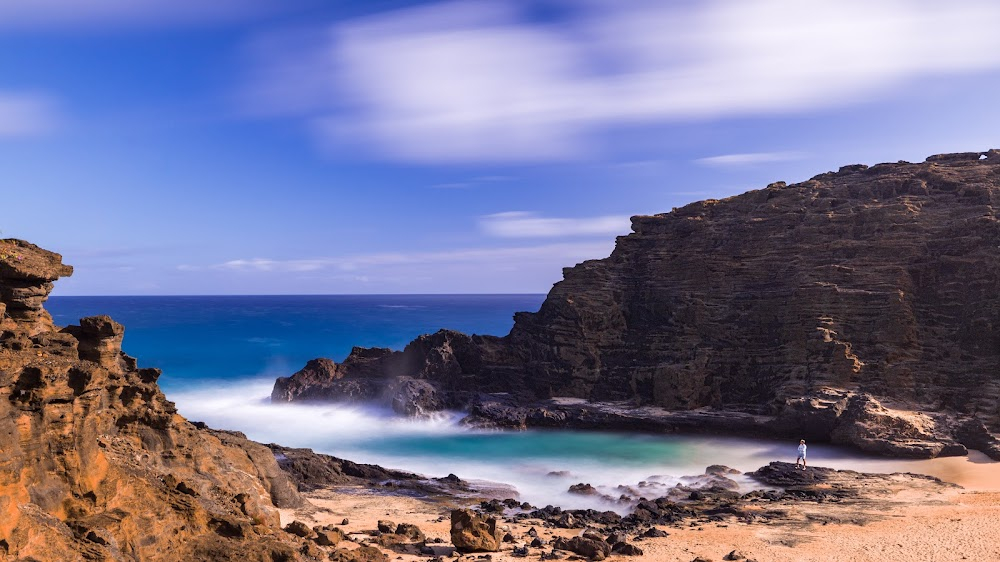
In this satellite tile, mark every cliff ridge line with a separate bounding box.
[272,150,1000,460]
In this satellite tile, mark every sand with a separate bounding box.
[280,455,1000,562]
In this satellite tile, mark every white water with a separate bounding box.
[171,379,997,510]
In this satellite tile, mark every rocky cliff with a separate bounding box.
[273,150,1000,459]
[0,240,313,561]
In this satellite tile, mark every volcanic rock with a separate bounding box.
[748,460,954,501]
[568,483,598,495]
[612,542,644,556]
[0,239,73,335]
[329,545,389,562]
[271,151,1000,459]
[284,520,316,539]
[395,522,425,542]
[0,239,312,561]
[388,376,443,416]
[450,509,502,552]
[315,527,347,546]
[267,444,417,491]
[552,536,612,561]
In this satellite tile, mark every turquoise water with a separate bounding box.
[45,295,953,509]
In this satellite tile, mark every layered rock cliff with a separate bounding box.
[273,150,1000,459]
[0,240,310,561]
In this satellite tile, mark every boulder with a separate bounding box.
[315,527,347,546]
[394,522,425,542]
[283,520,315,539]
[450,509,502,553]
[552,536,612,561]
[612,542,644,556]
[567,483,598,495]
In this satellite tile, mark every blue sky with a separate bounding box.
[2,0,999,295]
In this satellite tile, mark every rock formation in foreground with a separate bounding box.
[0,240,313,561]
[273,150,1000,459]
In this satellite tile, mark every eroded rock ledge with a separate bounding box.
[272,150,1000,460]
[0,240,313,560]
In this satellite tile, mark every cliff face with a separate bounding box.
[511,150,1000,412]
[273,150,1000,457]
[0,240,307,561]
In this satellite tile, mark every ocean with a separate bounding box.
[46,295,966,510]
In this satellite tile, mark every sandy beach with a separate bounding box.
[279,454,1000,562]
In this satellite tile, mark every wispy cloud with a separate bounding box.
[180,242,616,274]
[0,92,58,137]
[244,0,1000,163]
[695,151,807,167]
[480,212,632,239]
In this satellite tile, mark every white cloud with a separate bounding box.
[480,212,632,238]
[245,0,1000,163]
[695,151,807,167]
[181,241,615,274]
[0,0,284,29]
[0,93,58,137]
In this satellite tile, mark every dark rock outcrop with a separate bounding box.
[514,463,953,537]
[271,151,1000,459]
[267,444,418,491]
[552,535,612,560]
[0,240,315,560]
[748,460,953,495]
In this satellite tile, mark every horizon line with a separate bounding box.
[48,292,549,298]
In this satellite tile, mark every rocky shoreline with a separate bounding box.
[272,150,1000,462]
[6,149,1000,560]
[274,456,974,562]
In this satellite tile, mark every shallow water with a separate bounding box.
[48,295,1000,509]
[170,378,1000,510]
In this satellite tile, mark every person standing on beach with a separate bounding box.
[796,439,807,470]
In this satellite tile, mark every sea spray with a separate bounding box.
[167,378,757,510]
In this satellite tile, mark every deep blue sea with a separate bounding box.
[48,294,545,392]
[46,295,969,509]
